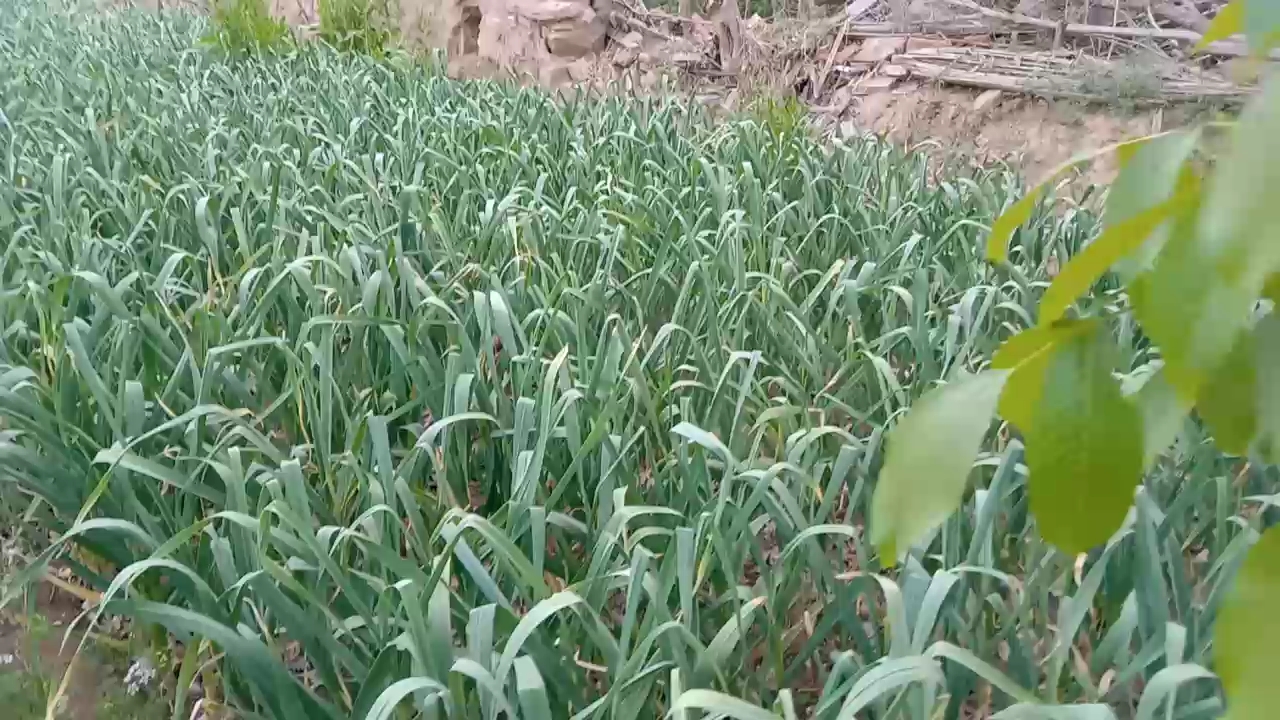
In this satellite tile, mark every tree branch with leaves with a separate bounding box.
[871,2,1280,718]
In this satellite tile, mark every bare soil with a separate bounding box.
[0,588,111,720]
[846,83,1158,184]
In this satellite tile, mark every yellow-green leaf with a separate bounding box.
[1254,314,1280,463]
[1026,329,1143,553]
[999,348,1054,434]
[1107,132,1202,282]
[1106,131,1200,227]
[1126,367,1189,470]
[1263,273,1280,303]
[1138,76,1280,401]
[1195,1,1243,52]
[1215,526,1280,720]
[871,370,1009,562]
[993,320,1096,433]
[1039,202,1175,326]
[986,189,1045,266]
[1196,329,1257,456]
[1200,75,1280,273]
[992,320,1096,370]
[986,135,1172,265]
[992,326,1058,371]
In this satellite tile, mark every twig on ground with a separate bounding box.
[813,15,850,99]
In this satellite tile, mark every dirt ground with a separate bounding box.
[847,84,1160,184]
[0,588,112,720]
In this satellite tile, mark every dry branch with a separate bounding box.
[895,46,1248,104]
[814,16,850,98]
[938,0,1277,59]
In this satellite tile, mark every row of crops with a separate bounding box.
[0,1,1267,718]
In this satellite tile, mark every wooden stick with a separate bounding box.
[842,22,994,37]
[42,570,104,604]
[899,58,1248,103]
[1092,0,1210,33]
[872,0,1279,60]
[813,15,851,99]
[622,15,677,43]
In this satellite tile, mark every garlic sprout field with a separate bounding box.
[0,2,1260,719]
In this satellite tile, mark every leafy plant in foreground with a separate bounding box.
[871,3,1280,719]
[204,0,291,55]
[318,0,392,55]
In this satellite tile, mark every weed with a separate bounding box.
[0,617,53,720]
[203,0,291,55]
[318,0,392,55]
[0,670,50,720]
[1065,60,1166,114]
[748,93,809,137]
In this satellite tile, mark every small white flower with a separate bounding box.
[0,653,15,665]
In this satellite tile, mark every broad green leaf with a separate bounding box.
[352,647,407,719]
[1127,367,1189,469]
[1039,201,1175,325]
[1139,76,1280,399]
[496,591,583,686]
[110,600,341,720]
[870,370,1008,561]
[1215,526,1280,720]
[1200,73,1280,265]
[987,190,1044,266]
[995,320,1096,432]
[1255,314,1280,462]
[911,572,960,654]
[449,658,517,718]
[93,446,225,503]
[696,595,768,682]
[1196,329,1257,455]
[1107,131,1201,282]
[1263,271,1280,299]
[1026,329,1143,553]
[992,325,1069,370]
[986,135,1167,264]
